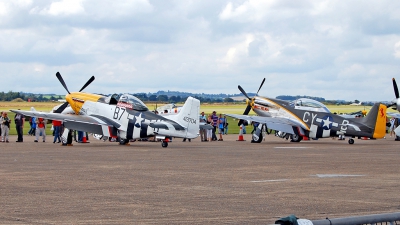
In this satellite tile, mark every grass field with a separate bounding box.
[1,101,397,136]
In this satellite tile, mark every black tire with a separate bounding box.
[162,142,168,148]
[119,139,129,145]
[348,139,354,144]
[251,133,263,143]
[291,134,303,142]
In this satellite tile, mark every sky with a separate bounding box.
[1,0,400,101]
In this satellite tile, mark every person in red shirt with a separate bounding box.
[35,117,46,142]
[52,119,62,143]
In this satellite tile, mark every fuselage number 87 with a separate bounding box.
[113,106,126,120]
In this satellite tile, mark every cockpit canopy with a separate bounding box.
[118,94,148,111]
[291,98,330,113]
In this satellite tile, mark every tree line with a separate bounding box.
[0,91,63,102]
[0,91,236,103]
[1,91,370,105]
[131,93,236,103]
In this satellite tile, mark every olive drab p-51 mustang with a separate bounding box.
[11,72,201,148]
[226,78,388,144]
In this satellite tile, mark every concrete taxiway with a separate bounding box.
[1,134,400,224]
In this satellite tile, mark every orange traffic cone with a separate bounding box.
[237,125,246,141]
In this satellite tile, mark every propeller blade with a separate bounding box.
[56,72,71,94]
[387,103,395,108]
[79,76,95,92]
[238,105,252,126]
[238,85,251,100]
[393,78,399,99]
[243,105,252,115]
[256,78,266,95]
[54,102,69,113]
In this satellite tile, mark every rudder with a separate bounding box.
[176,96,200,138]
[362,103,387,139]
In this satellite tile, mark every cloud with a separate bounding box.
[37,0,85,16]
[0,0,400,101]
[395,41,400,58]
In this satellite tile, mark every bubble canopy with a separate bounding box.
[291,98,330,113]
[118,94,148,111]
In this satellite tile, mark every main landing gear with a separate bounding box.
[290,134,303,142]
[119,138,130,145]
[251,133,263,143]
[348,138,354,144]
[161,137,171,148]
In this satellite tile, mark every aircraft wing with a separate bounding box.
[10,110,119,137]
[387,112,400,119]
[200,123,213,130]
[225,114,308,134]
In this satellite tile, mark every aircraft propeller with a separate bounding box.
[237,78,265,126]
[54,72,95,113]
[388,78,400,111]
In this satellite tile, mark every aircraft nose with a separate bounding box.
[246,98,255,109]
[396,98,400,111]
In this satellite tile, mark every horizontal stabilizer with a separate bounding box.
[148,122,185,131]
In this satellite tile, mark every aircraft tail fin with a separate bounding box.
[174,96,200,138]
[362,103,387,138]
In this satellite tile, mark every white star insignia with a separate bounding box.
[322,118,332,128]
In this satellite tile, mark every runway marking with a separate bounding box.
[274,147,312,149]
[251,179,288,183]
[312,174,366,178]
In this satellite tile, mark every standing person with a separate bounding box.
[223,116,228,135]
[0,111,2,137]
[0,112,11,142]
[218,114,225,141]
[28,117,32,134]
[35,117,46,142]
[199,111,207,141]
[242,123,247,134]
[28,117,36,136]
[211,111,218,141]
[14,110,25,142]
[52,118,62,143]
[389,117,396,137]
[207,114,213,142]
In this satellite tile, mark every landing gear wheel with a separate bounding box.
[162,142,168,148]
[291,134,303,142]
[348,138,354,144]
[93,134,103,140]
[119,139,129,145]
[251,133,263,143]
